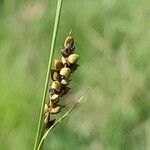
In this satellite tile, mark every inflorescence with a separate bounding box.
[44,34,79,128]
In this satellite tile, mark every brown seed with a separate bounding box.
[64,36,74,48]
[53,59,64,71]
[61,47,74,57]
[61,49,69,57]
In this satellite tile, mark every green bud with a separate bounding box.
[67,54,79,64]
[51,81,61,92]
[60,67,71,78]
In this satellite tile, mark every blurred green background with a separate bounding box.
[0,0,150,150]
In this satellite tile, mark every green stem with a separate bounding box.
[34,0,63,149]
[37,94,86,150]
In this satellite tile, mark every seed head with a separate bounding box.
[44,33,79,128]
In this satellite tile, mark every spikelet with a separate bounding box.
[44,33,79,128]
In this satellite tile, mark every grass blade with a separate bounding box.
[34,0,63,149]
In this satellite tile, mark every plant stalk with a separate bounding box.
[37,93,87,150]
[34,0,63,149]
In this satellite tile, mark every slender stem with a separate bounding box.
[37,94,86,150]
[34,0,63,149]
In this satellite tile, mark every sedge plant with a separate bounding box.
[34,0,86,150]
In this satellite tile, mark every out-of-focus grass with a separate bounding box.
[0,0,150,150]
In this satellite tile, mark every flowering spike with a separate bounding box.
[44,33,79,128]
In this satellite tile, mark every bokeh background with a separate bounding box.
[0,0,150,150]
